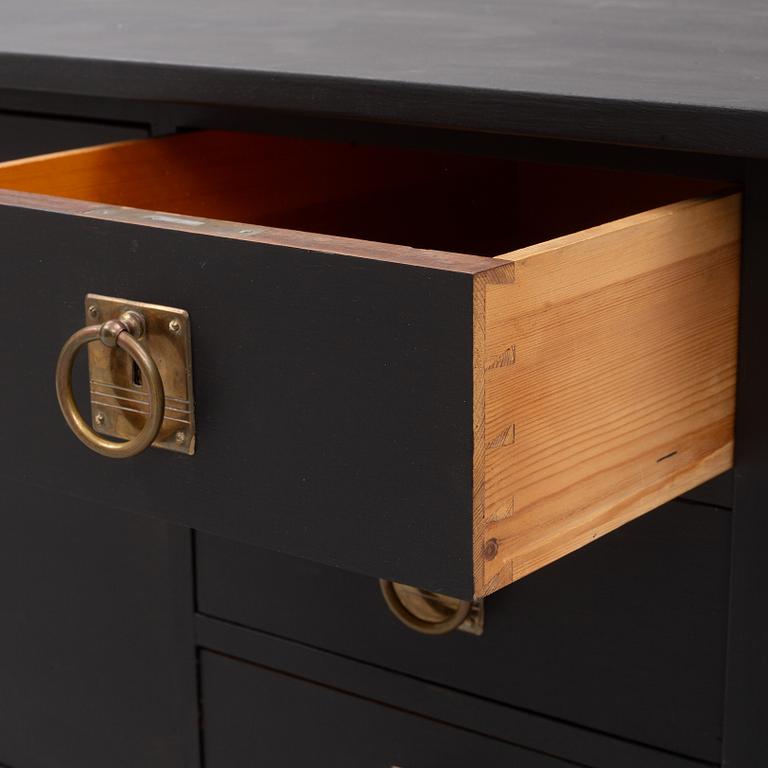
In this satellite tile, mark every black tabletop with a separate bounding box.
[1,0,767,156]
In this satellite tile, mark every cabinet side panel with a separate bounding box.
[722,161,768,768]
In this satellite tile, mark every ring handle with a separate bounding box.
[379,579,473,635]
[55,315,165,458]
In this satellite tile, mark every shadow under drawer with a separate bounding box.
[196,498,731,764]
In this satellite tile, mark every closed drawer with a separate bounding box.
[196,498,730,763]
[0,130,739,597]
[200,649,575,768]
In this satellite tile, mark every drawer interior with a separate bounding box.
[0,129,722,256]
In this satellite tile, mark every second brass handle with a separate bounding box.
[380,579,473,635]
[55,313,165,458]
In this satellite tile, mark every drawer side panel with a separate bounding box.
[477,194,740,594]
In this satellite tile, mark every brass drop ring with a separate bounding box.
[55,320,165,458]
[379,579,473,635]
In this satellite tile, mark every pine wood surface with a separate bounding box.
[473,194,740,595]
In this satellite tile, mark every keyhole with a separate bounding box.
[132,360,142,388]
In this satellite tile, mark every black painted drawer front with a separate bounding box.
[0,201,478,596]
[0,478,197,768]
[197,499,730,764]
[200,650,574,768]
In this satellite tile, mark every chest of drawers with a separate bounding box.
[1,3,767,767]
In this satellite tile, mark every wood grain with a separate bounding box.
[473,193,740,595]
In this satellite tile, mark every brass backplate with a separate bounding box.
[85,294,195,455]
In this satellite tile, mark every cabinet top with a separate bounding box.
[1,0,767,157]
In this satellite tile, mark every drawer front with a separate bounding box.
[0,478,197,768]
[0,200,478,596]
[0,115,198,768]
[200,650,573,768]
[0,130,739,598]
[196,498,730,763]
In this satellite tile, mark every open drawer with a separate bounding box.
[0,131,739,598]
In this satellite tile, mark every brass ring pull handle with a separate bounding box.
[379,579,473,635]
[55,312,165,458]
